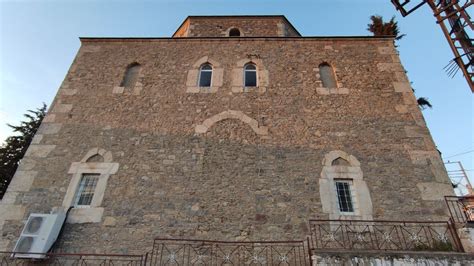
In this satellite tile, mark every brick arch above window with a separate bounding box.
[186,56,224,93]
[231,58,269,94]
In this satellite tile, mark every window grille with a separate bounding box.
[335,180,354,213]
[74,174,100,207]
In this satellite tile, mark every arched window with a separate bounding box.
[198,63,213,87]
[244,63,257,87]
[319,63,337,88]
[120,63,141,88]
[229,28,241,37]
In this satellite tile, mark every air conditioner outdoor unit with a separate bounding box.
[12,210,66,259]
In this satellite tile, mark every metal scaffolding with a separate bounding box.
[392,0,474,92]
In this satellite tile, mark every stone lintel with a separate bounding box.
[316,87,349,95]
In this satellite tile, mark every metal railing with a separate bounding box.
[149,238,311,265]
[309,219,463,252]
[445,195,474,225]
[0,251,146,265]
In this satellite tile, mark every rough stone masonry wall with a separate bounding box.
[184,17,300,37]
[0,37,454,254]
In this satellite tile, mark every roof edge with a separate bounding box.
[80,35,396,42]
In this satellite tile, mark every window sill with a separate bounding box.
[186,86,219,93]
[231,86,266,93]
[316,87,349,95]
[113,85,142,95]
[66,207,104,224]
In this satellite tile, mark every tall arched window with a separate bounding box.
[229,28,241,37]
[319,63,337,88]
[198,63,213,87]
[120,63,141,89]
[244,63,257,87]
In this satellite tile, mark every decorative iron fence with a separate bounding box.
[149,238,311,265]
[445,196,474,225]
[309,219,463,252]
[0,251,146,265]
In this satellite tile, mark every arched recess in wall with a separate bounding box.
[319,150,373,220]
[186,56,224,93]
[121,62,141,89]
[114,62,143,94]
[319,62,338,88]
[228,28,242,37]
[62,147,119,224]
[195,110,268,136]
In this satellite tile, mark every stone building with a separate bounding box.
[1,15,473,264]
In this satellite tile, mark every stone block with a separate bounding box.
[0,205,26,221]
[393,82,412,92]
[195,124,208,134]
[103,216,117,227]
[52,103,72,113]
[31,134,43,144]
[395,104,408,113]
[60,89,77,96]
[416,182,453,201]
[7,171,37,192]
[113,86,124,94]
[38,123,62,135]
[377,62,404,72]
[42,114,56,123]
[24,145,56,158]
[378,46,396,55]
[67,207,104,224]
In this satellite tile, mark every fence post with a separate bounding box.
[448,218,465,252]
[143,252,148,266]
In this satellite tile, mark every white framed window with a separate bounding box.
[335,180,355,213]
[244,63,257,87]
[63,148,119,223]
[73,174,100,208]
[198,63,213,87]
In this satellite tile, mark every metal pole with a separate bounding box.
[458,161,473,195]
[426,0,474,92]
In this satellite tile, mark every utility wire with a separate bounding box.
[443,149,474,159]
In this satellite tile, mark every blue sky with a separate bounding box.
[0,0,472,189]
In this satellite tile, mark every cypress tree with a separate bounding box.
[0,104,46,199]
